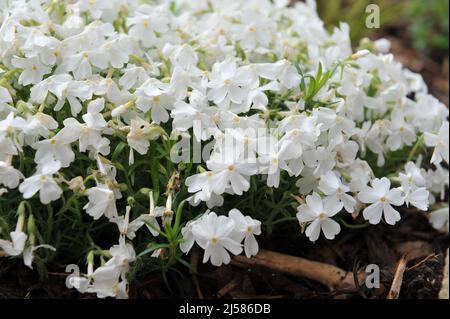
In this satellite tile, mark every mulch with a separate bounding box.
[0,208,447,299]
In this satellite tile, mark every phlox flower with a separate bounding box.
[0,231,27,256]
[83,184,118,220]
[296,193,343,241]
[429,207,449,233]
[32,133,75,168]
[358,177,404,225]
[0,160,24,189]
[19,161,63,204]
[207,149,258,196]
[229,209,261,258]
[11,55,51,85]
[318,171,356,213]
[191,212,243,266]
[207,58,256,108]
[424,121,449,165]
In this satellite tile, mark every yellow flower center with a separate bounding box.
[211,237,219,245]
[152,96,160,103]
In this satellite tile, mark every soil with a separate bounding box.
[0,208,447,299]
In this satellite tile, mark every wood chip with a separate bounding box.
[216,279,240,299]
[387,257,408,299]
[439,249,449,299]
[232,249,365,291]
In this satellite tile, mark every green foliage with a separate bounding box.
[316,0,406,44]
[406,0,449,58]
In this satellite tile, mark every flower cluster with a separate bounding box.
[0,0,448,299]
[181,209,261,266]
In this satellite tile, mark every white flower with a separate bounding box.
[126,10,170,48]
[386,109,416,151]
[33,74,93,116]
[126,118,151,164]
[32,133,75,168]
[63,50,110,80]
[0,86,14,118]
[0,231,27,256]
[107,236,136,269]
[229,209,261,258]
[112,206,145,240]
[258,138,302,188]
[404,187,429,211]
[0,161,24,188]
[429,207,449,233]
[58,98,110,155]
[398,162,426,190]
[135,79,173,124]
[231,11,275,50]
[316,107,356,148]
[83,184,118,220]
[358,177,404,225]
[11,56,51,85]
[22,112,59,144]
[119,64,151,90]
[318,171,356,213]
[191,212,243,266]
[87,264,125,299]
[76,0,113,19]
[23,243,56,269]
[424,121,449,165]
[207,149,257,196]
[207,59,256,108]
[19,161,62,204]
[180,217,204,254]
[296,193,343,241]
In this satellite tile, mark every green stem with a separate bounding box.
[338,218,371,230]
[407,135,425,162]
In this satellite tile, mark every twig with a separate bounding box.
[439,249,449,299]
[47,271,69,277]
[406,253,438,272]
[232,249,365,291]
[216,279,240,299]
[190,247,204,299]
[386,257,408,299]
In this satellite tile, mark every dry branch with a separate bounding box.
[232,249,365,291]
[439,249,449,299]
[217,279,240,299]
[386,257,408,299]
[190,247,204,299]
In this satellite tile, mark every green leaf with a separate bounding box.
[138,243,171,258]
[112,142,127,162]
[172,200,186,236]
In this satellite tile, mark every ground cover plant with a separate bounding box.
[0,0,448,299]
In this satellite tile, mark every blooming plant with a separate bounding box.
[0,0,448,299]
